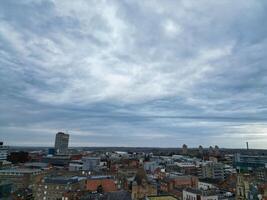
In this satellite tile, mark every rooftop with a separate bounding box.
[147,195,178,200]
[88,175,114,180]
[184,188,219,196]
[0,168,42,174]
[44,176,85,184]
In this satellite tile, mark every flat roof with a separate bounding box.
[0,168,42,173]
[44,176,85,184]
[147,196,177,200]
[88,175,114,180]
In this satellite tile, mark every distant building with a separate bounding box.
[0,168,44,190]
[236,173,267,200]
[198,178,218,190]
[54,132,69,155]
[182,144,188,155]
[48,148,55,156]
[144,161,159,173]
[0,180,12,198]
[200,162,225,180]
[7,151,29,164]
[214,145,220,156]
[86,175,117,193]
[12,188,34,200]
[182,188,219,200]
[234,153,267,171]
[199,145,204,155]
[235,173,251,200]
[146,195,178,200]
[104,190,132,200]
[209,146,214,155]
[35,176,85,200]
[160,175,198,194]
[0,142,8,161]
[69,160,83,171]
[131,168,157,200]
[82,157,100,171]
[42,155,70,167]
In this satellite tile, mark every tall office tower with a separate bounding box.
[54,132,69,155]
[0,142,8,161]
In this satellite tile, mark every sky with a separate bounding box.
[1,0,267,148]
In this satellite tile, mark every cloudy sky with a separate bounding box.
[1,0,267,148]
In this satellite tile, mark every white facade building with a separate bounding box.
[183,188,218,200]
[82,157,100,171]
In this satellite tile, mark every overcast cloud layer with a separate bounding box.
[1,0,267,148]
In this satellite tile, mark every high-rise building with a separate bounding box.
[0,142,8,161]
[199,145,204,155]
[208,146,214,155]
[54,132,69,155]
[182,144,188,155]
[214,145,220,156]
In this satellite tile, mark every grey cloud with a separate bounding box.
[0,0,267,148]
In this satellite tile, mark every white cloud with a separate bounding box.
[1,0,267,147]
[163,19,182,37]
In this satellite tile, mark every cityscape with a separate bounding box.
[1,0,267,200]
[0,133,267,199]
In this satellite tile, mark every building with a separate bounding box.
[183,188,219,200]
[144,161,159,173]
[42,155,71,167]
[209,146,214,155]
[0,180,12,198]
[54,132,69,155]
[199,145,204,155]
[235,173,251,200]
[86,175,117,193]
[200,162,225,180]
[69,160,83,171]
[12,188,34,200]
[82,157,100,171]
[160,175,198,193]
[103,190,132,200]
[146,195,178,200]
[198,178,218,190]
[182,144,188,155]
[214,146,220,156]
[131,168,157,200]
[0,142,8,161]
[35,176,85,200]
[234,153,267,171]
[0,168,44,190]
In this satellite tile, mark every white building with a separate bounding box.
[82,157,100,171]
[198,180,218,190]
[69,160,83,171]
[183,188,218,200]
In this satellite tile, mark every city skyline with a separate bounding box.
[1,1,267,148]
